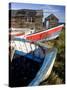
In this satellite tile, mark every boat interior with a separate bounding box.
[9,38,56,87]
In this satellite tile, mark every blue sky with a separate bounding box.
[9,2,65,23]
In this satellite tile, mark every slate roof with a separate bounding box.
[45,14,59,21]
[9,9,43,17]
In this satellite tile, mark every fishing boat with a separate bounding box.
[9,38,57,87]
[10,24,64,42]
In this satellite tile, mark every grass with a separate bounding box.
[40,27,65,85]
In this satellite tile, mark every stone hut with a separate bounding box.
[9,9,43,32]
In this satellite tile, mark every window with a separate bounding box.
[32,17,35,22]
[28,17,32,22]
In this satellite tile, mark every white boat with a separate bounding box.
[9,38,57,87]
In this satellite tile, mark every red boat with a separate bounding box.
[10,24,64,42]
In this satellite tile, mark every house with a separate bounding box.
[9,9,43,32]
[44,14,59,29]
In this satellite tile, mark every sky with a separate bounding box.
[9,2,65,23]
